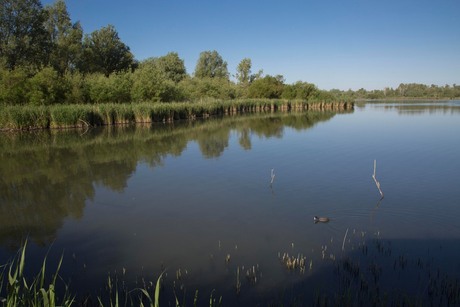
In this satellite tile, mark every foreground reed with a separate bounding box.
[0,99,354,130]
[0,240,74,307]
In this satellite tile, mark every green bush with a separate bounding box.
[27,67,67,105]
[63,71,90,104]
[0,66,30,105]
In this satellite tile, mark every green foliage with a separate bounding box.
[0,66,29,105]
[0,241,74,307]
[27,67,67,105]
[80,25,135,76]
[236,58,252,84]
[179,77,235,101]
[0,0,50,70]
[63,71,89,104]
[86,72,132,104]
[0,105,50,129]
[43,0,83,75]
[49,104,100,128]
[247,75,285,99]
[131,59,181,102]
[332,83,460,100]
[194,50,229,80]
[281,81,318,100]
[154,52,187,83]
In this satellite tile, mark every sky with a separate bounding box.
[41,0,460,90]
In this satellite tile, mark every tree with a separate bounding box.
[282,81,318,100]
[236,58,251,84]
[0,0,50,70]
[44,0,83,75]
[194,50,229,80]
[247,75,284,99]
[27,66,67,105]
[131,58,180,102]
[154,52,187,83]
[80,25,134,76]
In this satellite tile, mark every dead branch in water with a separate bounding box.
[372,160,384,199]
[270,168,275,185]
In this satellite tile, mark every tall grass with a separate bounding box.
[0,100,353,130]
[0,105,50,130]
[0,240,74,307]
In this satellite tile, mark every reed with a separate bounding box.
[372,160,384,198]
[0,99,354,130]
[0,240,74,307]
[0,105,50,130]
[49,104,100,128]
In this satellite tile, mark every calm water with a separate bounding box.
[1,101,460,305]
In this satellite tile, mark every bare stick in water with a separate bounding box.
[270,168,275,185]
[342,228,349,251]
[372,160,384,199]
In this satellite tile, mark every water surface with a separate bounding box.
[1,102,459,305]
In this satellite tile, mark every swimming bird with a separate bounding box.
[314,216,330,223]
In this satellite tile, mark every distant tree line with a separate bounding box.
[329,84,460,100]
[1,0,458,106]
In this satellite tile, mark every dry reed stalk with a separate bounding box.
[270,168,275,185]
[342,228,349,251]
[372,160,384,198]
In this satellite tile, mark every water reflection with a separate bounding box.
[0,111,343,247]
[370,100,460,115]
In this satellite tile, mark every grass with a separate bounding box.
[2,236,460,306]
[0,240,74,307]
[0,99,354,130]
[0,243,224,307]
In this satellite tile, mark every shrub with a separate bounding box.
[27,67,67,105]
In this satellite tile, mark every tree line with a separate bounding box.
[330,83,460,100]
[1,0,458,107]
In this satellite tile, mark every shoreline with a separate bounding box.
[0,99,353,131]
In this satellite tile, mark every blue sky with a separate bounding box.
[42,0,460,90]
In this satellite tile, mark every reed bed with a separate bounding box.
[0,99,353,130]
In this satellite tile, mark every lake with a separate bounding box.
[1,101,460,305]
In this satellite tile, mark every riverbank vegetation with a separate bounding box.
[0,0,342,108]
[330,83,460,101]
[0,99,352,130]
[1,0,457,129]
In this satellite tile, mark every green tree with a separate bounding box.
[236,58,251,84]
[44,0,83,75]
[0,0,50,70]
[155,52,187,83]
[80,24,134,76]
[194,50,229,80]
[0,65,29,104]
[131,58,180,102]
[27,66,66,105]
[282,81,318,100]
[247,75,284,99]
[179,77,235,101]
[86,71,132,103]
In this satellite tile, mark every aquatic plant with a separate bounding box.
[0,100,353,130]
[0,240,74,307]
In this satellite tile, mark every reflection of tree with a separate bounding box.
[195,127,230,158]
[0,172,93,248]
[382,103,460,116]
[0,110,345,247]
[238,128,252,150]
